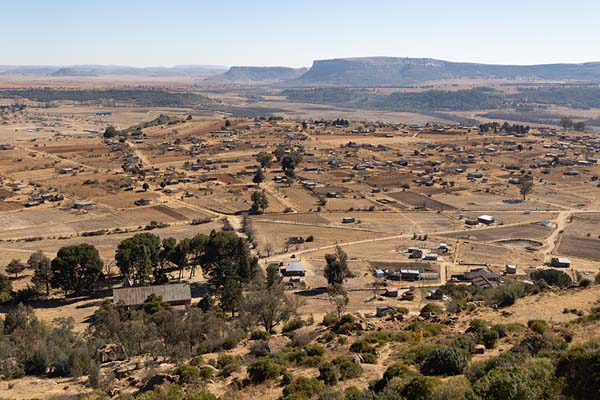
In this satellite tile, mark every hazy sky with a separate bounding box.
[1,0,599,67]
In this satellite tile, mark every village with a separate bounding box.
[1,103,599,325]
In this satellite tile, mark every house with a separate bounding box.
[408,248,423,259]
[438,243,449,253]
[505,264,517,274]
[422,253,438,261]
[550,257,571,268]
[478,215,495,225]
[287,237,305,245]
[342,217,355,224]
[384,286,398,297]
[134,198,152,206]
[281,261,305,277]
[374,269,385,278]
[113,282,191,310]
[400,269,420,281]
[453,268,503,289]
[73,200,94,210]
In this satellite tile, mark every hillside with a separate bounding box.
[290,57,600,86]
[214,66,308,84]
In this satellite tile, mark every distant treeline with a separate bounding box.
[0,89,211,107]
[283,87,505,112]
[283,85,600,113]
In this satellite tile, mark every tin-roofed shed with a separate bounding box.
[113,282,191,308]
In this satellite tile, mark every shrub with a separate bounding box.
[403,343,440,365]
[421,346,469,376]
[249,340,271,357]
[350,340,377,355]
[332,356,362,379]
[318,362,341,386]
[216,354,242,377]
[187,389,219,400]
[306,235,315,242]
[282,317,305,333]
[482,330,499,349]
[304,344,325,357]
[282,377,325,400]
[198,367,214,380]
[250,330,270,340]
[527,319,548,335]
[362,353,378,364]
[175,364,200,384]
[420,303,443,318]
[248,360,281,383]
[401,376,440,400]
[530,269,572,288]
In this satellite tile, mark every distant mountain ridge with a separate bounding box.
[0,65,228,77]
[289,57,600,86]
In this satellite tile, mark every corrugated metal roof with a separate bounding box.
[113,282,191,306]
[285,261,305,272]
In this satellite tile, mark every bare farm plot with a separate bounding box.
[557,235,600,261]
[456,241,542,267]
[443,222,552,242]
[251,220,387,255]
[436,191,555,211]
[387,191,456,211]
[563,213,600,238]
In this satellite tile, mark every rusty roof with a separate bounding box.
[113,282,191,306]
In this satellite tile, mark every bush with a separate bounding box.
[175,364,200,384]
[198,366,214,380]
[249,340,271,357]
[421,346,469,376]
[187,389,219,400]
[282,377,325,400]
[250,330,270,340]
[361,353,378,364]
[401,376,440,400]
[333,356,363,379]
[306,235,315,242]
[304,344,325,357]
[318,362,341,386]
[322,313,337,326]
[530,269,572,288]
[527,319,547,335]
[216,354,242,377]
[282,317,305,333]
[482,330,499,349]
[248,360,281,383]
[420,303,443,318]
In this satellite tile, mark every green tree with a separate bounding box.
[530,269,572,288]
[518,176,534,201]
[255,151,273,168]
[6,259,25,279]
[250,190,269,214]
[142,182,150,191]
[324,246,351,285]
[557,342,600,399]
[115,233,162,285]
[51,244,103,295]
[0,273,12,303]
[242,270,298,333]
[29,251,52,296]
[252,165,265,184]
[103,126,118,139]
[200,230,258,316]
[560,117,574,131]
[574,121,586,132]
[421,346,470,376]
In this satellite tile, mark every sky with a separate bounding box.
[1,0,599,68]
